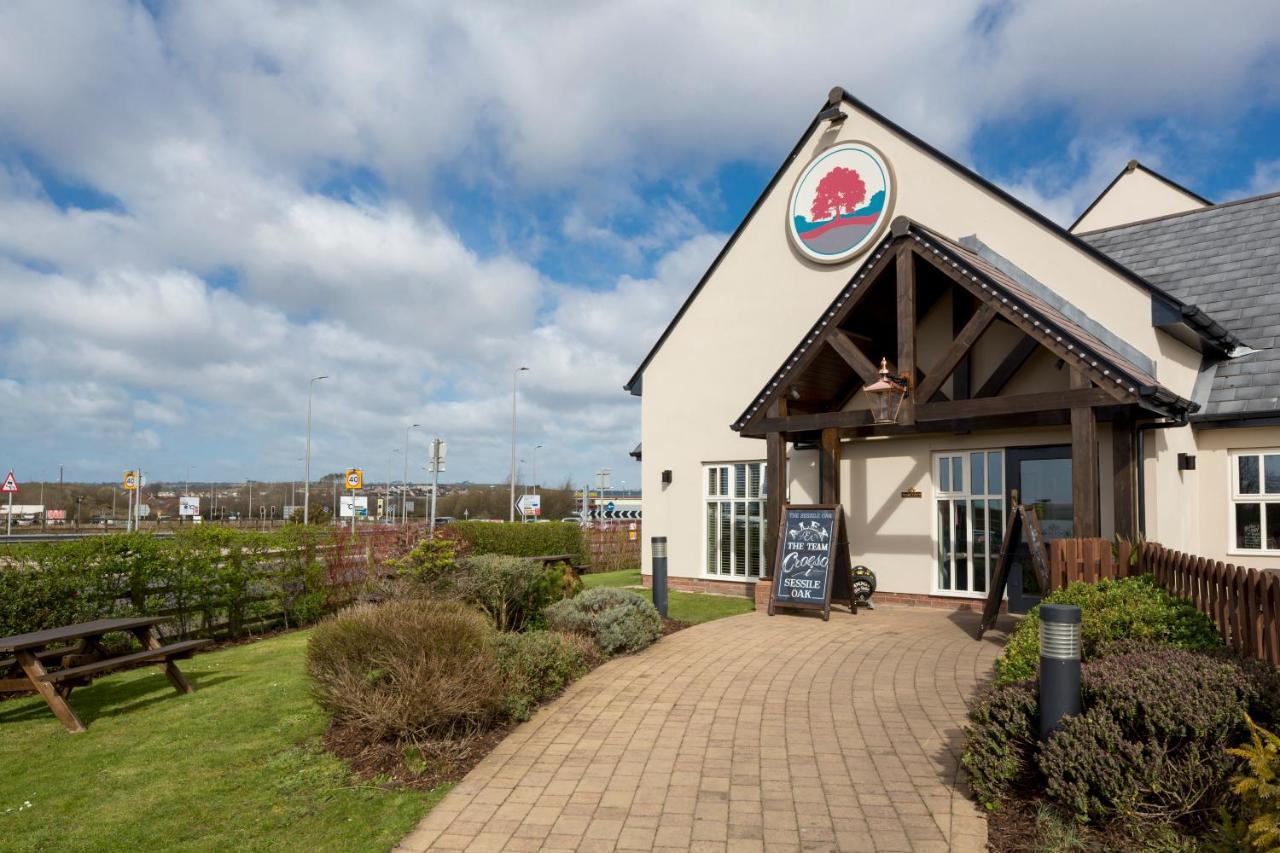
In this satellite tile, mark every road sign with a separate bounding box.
[345,468,363,490]
[1,472,17,493]
[339,495,369,518]
[122,471,137,491]
[605,501,616,512]
[179,496,200,517]
[517,493,541,519]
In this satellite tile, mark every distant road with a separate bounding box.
[0,531,177,543]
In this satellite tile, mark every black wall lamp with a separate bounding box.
[1177,453,1196,471]
[661,469,672,485]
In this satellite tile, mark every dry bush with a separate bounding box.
[306,599,504,742]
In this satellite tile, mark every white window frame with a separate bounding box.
[702,461,767,581]
[932,449,1005,599]
[1228,449,1280,555]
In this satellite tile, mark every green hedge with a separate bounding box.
[447,521,586,564]
[995,574,1222,684]
[0,527,339,640]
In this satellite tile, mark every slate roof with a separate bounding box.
[1081,192,1280,420]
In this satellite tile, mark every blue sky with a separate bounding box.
[0,1,1278,488]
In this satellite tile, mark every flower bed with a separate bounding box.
[966,576,1280,850]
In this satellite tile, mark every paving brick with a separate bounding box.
[392,608,999,851]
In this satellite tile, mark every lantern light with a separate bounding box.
[864,357,910,424]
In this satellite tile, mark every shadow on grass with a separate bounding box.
[0,669,237,727]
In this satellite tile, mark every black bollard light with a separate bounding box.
[1038,603,1082,740]
[651,536,668,618]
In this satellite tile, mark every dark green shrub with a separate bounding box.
[443,555,574,632]
[961,679,1039,810]
[448,521,585,564]
[1038,648,1248,823]
[306,599,504,742]
[1237,658,1280,730]
[545,587,661,656]
[495,630,593,721]
[389,537,458,585]
[996,575,1222,684]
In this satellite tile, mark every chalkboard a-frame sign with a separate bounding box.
[976,504,1051,638]
[769,504,855,621]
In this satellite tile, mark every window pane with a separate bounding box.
[970,452,985,496]
[761,462,768,498]
[707,467,717,497]
[706,501,717,572]
[973,500,989,593]
[938,457,950,492]
[988,452,1003,496]
[937,501,952,589]
[1266,456,1280,494]
[719,501,732,573]
[733,501,747,575]
[734,464,746,498]
[1269,504,1280,550]
[954,500,968,591]
[1240,456,1261,495]
[1237,502,1262,549]
[747,501,762,577]
[749,463,762,498]
[952,457,964,493]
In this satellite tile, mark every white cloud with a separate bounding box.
[1,0,1279,483]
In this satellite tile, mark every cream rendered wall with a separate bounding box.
[841,426,1115,596]
[1190,426,1280,571]
[1072,167,1208,234]
[639,100,1203,583]
[1142,424,1200,554]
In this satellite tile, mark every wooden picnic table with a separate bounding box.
[0,617,209,733]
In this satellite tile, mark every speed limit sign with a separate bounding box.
[344,468,363,490]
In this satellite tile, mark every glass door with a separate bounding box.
[934,451,1005,596]
[1005,445,1073,613]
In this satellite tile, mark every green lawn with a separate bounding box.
[582,568,755,624]
[0,631,444,852]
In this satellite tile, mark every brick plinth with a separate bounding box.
[640,573,756,598]
[754,577,772,611]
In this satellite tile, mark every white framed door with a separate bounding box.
[933,450,1005,597]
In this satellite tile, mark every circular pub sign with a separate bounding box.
[787,141,894,264]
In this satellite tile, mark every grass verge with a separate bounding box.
[582,568,755,624]
[0,631,443,852]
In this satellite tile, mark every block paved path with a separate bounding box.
[396,606,1007,852]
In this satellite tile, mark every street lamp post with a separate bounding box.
[403,423,420,525]
[304,375,329,525]
[509,366,529,522]
[531,445,543,496]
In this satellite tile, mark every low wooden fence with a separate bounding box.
[1046,538,1280,665]
[584,520,641,573]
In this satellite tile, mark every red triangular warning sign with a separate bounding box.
[1,471,17,493]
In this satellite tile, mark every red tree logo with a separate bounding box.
[809,167,867,222]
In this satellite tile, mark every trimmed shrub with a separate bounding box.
[1228,715,1280,852]
[495,630,593,721]
[961,679,1039,810]
[1237,658,1280,730]
[1038,647,1248,823]
[545,587,661,656]
[448,521,586,564]
[389,537,458,586]
[441,555,577,632]
[0,528,338,639]
[995,575,1222,684]
[306,599,504,742]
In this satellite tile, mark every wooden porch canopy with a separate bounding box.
[733,216,1198,558]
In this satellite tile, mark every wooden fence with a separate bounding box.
[584,520,641,573]
[1046,538,1280,665]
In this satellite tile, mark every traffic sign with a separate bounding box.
[345,468,363,490]
[605,501,616,512]
[0,471,17,493]
[517,493,542,519]
[122,471,137,491]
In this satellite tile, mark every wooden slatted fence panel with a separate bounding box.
[1132,542,1280,666]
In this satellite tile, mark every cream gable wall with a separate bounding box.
[1072,164,1208,234]
[638,96,1205,583]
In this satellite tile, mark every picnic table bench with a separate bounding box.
[0,617,209,733]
